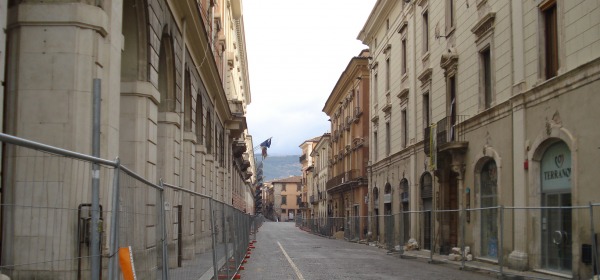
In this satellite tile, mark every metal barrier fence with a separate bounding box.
[0,132,260,280]
[296,205,600,279]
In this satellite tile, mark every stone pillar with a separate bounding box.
[508,100,528,270]
[508,0,528,271]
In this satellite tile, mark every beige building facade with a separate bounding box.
[311,134,331,221]
[299,136,320,221]
[271,176,302,222]
[359,0,600,278]
[2,0,255,277]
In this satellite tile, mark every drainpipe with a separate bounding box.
[179,18,186,192]
[411,1,418,245]
[91,78,101,280]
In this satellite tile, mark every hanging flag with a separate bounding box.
[260,138,272,159]
[260,138,272,148]
[262,146,268,159]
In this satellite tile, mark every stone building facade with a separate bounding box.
[359,0,600,278]
[2,0,255,278]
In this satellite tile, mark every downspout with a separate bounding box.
[179,18,186,191]
[410,1,418,242]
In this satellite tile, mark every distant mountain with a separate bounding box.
[255,154,301,182]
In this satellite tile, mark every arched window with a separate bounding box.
[195,93,203,144]
[400,178,410,243]
[158,31,176,112]
[121,0,147,81]
[206,112,213,153]
[420,172,433,250]
[184,69,192,131]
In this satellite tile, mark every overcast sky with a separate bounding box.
[244,0,376,156]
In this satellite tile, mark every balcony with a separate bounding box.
[299,154,307,163]
[228,99,244,116]
[226,100,246,139]
[345,116,352,130]
[232,139,247,158]
[353,106,362,122]
[298,202,308,209]
[310,195,317,205]
[240,153,251,171]
[424,115,468,156]
[326,169,364,193]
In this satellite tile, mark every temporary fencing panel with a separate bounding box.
[0,133,260,280]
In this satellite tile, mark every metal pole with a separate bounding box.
[107,158,121,279]
[461,208,466,269]
[160,180,169,280]
[223,205,230,278]
[91,78,101,280]
[590,203,599,277]
[429,209,433,262]
[210,199,219,280]
[499,206,504,277]
[399,209,405,256]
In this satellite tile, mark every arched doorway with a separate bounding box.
[383,182,392,247]
[480,159,498,259]
[540,141,572,273]
[384,182,392,215]
[420,173,433,250]
[372,187,379,239]
[400,178,410,243]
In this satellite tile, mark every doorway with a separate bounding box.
[441,172,458,254]
[540,141,572,273]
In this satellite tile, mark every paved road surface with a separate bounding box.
[239,221,496,280]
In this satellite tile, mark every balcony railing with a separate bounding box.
[299,154,307,163]
[325,169,362,191]
[310,195,317,205]
[424,115,468,155]
[298,202,308,209]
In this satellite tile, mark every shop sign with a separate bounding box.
[541,142,571,191]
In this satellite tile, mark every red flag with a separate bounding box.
[261,146,268,159]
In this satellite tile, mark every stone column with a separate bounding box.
[508,0,528,271]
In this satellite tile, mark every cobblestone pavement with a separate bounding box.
[239,221,497,280]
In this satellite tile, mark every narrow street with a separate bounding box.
[240,222,496,280]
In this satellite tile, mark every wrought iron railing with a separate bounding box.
[325,169,361,191]
[299,154,307,163]
[424,115,468,155]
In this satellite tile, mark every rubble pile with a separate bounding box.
[448,246,473,261]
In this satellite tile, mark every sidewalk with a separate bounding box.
[299,225,569,280]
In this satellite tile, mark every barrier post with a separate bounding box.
[107,158,121,279]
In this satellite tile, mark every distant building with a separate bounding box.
[311,134,331,222]
[270,176,303,222]
[299,136,321,221]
